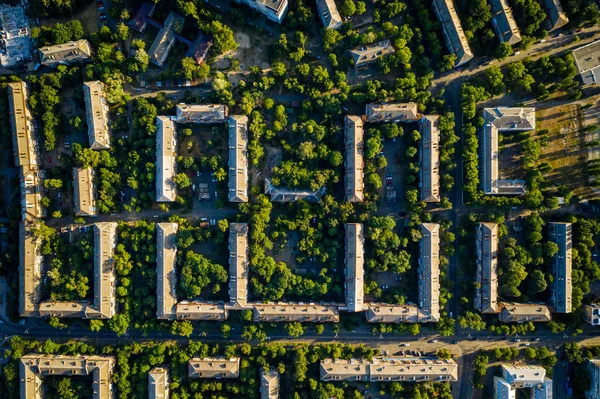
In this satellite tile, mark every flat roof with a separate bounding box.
[0,5,33,68]
[476,223,499,314]
[229,223,249,307]
[264,178,326,202]
[156,116,177,202]
[320,357,458,382]
[8,81,37,168]
[573,40,600,85]
[228,115,249,202]
[83,81,110,150]
[501,364,547,385]
[548,222,572,313]
[350,40,395,67]
[431,0,473,66]
[365,303,434,323]
[420,115,440,202]
[73,167,97,217]
[156,223,178,319]
[345,223,364,312]
[20,165,44,222]
[419,223,440,321]
[252,303,340,322]
[39,39,92,66]
[365,103,419,122]
[344,116,364,202]
[175,104,228,123]
[188,358,240,379]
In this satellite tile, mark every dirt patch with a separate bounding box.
[40,0,99,34]
[536,102,596,198]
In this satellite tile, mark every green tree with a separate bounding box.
[285,322,306,338]
[341,0,357,16]
[529,269,548,293]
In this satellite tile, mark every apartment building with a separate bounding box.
[39,39,92,67]
[498,303,552,323]
[431,0,473,66]
[156,222,178,320]
[586,359,600,399]
[489,0,522,45]
[420,115,440,202]
[20,165,45,221]
[174,104,229,124]
[73,167,97,217]
[548,222,572,313]
[365,103,420,123]
[481,108,535,194]
[316,0,342,29]
[584,304,600,326]
[475,222,499,314]
[264,179,326,202]
[175,301,228,320]
[252,303,340,322]
[573,40,600,85]
[188,358,240,379]
[19,223,42,317]
[229,223,249,307]
[156,116,177,202]
[148,12,184,67]
[320,357,458,382]
[542,0,569,30]
[87,222,118,319]
[419,223,440,322]
[364,303,423,323]
[349,40,395,68]
[83,81,111,150]
[344,116,364,202]
[260,368,280,399]
[235,0,288,23]
[494,364,553,399]
[345,223,364,312]
[148,367,169,399]
[228,115,249,202]
[8,81,37,168]
[20,354,114,399]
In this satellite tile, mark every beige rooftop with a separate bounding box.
[39,39,92,66]
[320,357,458,382]
[19,223,42,317]
[229,223,249,307]
[73,167,97,217]
[419,223,440,321]
[83,81,110,150]
[365,103,419,123]
[156,116,177,202]
[20,354,114,399]
[20,165,44,222]
[175,301,228,320]
[188,358,240,379]
[8,81,37,168]
[260,368,280,399]
[156,222,178,319]
[499,303,552,323]
[350,40,395,68]
[148,367,169,399]
[175,104,228,123]
[252,303,340,322]
[344,116,364,202]
[420,115,440,202]
[475,222,499,314]
[228,115,249,202]
[431,0,473,66]
[345,223,364,312]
